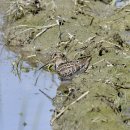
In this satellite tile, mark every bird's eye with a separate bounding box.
[52,53,57,58]
[54,53,57,56]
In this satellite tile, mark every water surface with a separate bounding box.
[0,14,60,130]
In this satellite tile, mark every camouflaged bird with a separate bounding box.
[51,52,92,80]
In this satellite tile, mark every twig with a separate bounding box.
[90,17,94,26]
[35,62,50,73]
[32,23,58,42]
[15,28,36,36]
[8,25,43,30]
[33,28,48,41]
[16,58,22,80]
[104,40,122,49]
[87,58,114,72]
[0,45,4,56]
[87,59,105,71]
[34,70,42,86]
[84,35,96,44]
[98,40,122,50]
[125,9,130,12]
[26,55,36,58]
[51,91,89,125]
[8,25,29,29]
[39,89,53,101]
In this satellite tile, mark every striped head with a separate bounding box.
[51,52,67,69]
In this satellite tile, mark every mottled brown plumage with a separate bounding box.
[53,54,92,80]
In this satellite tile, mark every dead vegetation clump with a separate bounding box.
[6,0,42,21]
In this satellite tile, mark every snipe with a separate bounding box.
[38,52,67,71]
[52,53,92,80]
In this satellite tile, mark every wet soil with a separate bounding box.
[3,0,130,130]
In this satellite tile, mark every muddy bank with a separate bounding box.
[3,0,130,130]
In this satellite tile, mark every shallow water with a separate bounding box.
[0,14,60,130]
[115,0,130,7]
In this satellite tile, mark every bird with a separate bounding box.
[51,52,67,65]
[38,52,67,72]
[51,52,92,81]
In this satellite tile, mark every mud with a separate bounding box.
[3,0,130,130]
